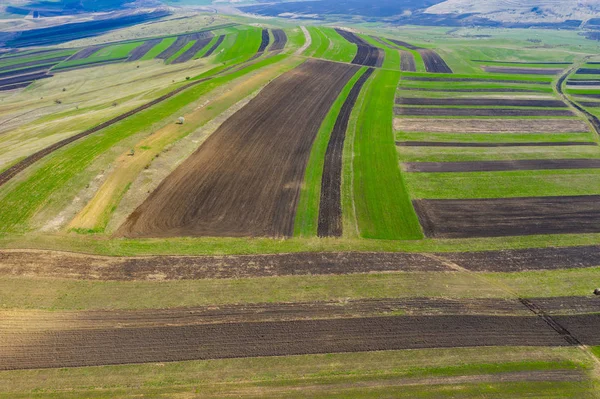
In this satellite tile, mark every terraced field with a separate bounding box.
[1,15,600,399]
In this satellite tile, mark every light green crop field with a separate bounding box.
[140,37,176,60]
[53,42,144,70]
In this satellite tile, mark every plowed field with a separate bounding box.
[404,159,600,173]
[395,108,573,117]
[394,118,590,133]
[400,50,416,72]
[396,98,566,107]
[118,60,359,238]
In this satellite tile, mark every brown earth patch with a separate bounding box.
[394,118,590,133]
[335,29,383,67]
[269,29,287,51]
[202,35,225,58]
[399,87,541,93]
[126,39,162,61]
[171,35,214,64]
[439,245,600,272]
[483,66,563,75]
[0,315,570,370]
[400,50,416,72]
[414,196,600,238]
[394,108,573,117]
[0,250,449,280]
[418,49,453,73]
[257,28,270,52]
[576,68,600,75]
[117,59,359,238]
[404,159,600,173]
[402,76,549,85]
[397,141,597,147]
[0,70,51,87]
[396,97,566,107]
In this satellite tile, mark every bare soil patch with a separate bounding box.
[0,315,569,370]
[388,39,421,50]
[269,29,287,51]
[399,87,540,93]
[171,35,214,64]
[397,141,596,147]
[483,66,563,75]
[0,71,51,88]
[0,56,68,73]
[578,101,600,108]
[395,108,573,117]
[566,80,600,86]
[396,97,566,107]
[318,68,374,237]
[117,60,359,238]
[202,35,225,58]
[403,76,548,85]
[335,29,383,67]
[418,49,453,73]
[404,159,600,173]
[257,28,270,52]
[0,250,448,280]
[394,118,590,133]
[576,68,600,75]
[127,38,162,61]
[157,32,211,60]
[67,46,103,61]
[400,50,416,72]
[414,196,600,238]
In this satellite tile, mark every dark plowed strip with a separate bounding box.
[0,71,50,87]
[400,50,416,72]
[52,57,128,72]
[0,64,51,79]
[202,35,225,58]
[528,297,600,316]
[118,60,360,238]
[473,60,571,65]
[519,298,582,345]
[127,38,162,61]
[397,141,597,147]
[0,250,449,280]
[399,87,541,93]
[576,68,600,75]
[414,196,600,238]
[67,46,103,61]
[0,81,32,91]
[269,29,287,51]
[388,39,421,50]
[557,70,600,136]
[0,56,68,73]
[0,315,571,370]
[257,28,270,52]
[575,93,600,99]
[396,97,566,107]
[403,76,549,85]
[395,108,573,117]
[578,101,600,107]
[171,35,214,64]
[566,80,600,86]
[483,66,563,75]
[157,32,211,60]
[334,29,383,67]
[318,68,374,237]
[418,49,452,73]
[440,245,600,272]
[404,159,600,173]
[554,314,600,344]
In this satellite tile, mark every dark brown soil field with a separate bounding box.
[553,314,600,344]
[335,29,383,67]
[68,46,103,61]
[0,250,449,280]
[395,118,590,133]
[269,29,287,51]
[52,57,129,72]
[388,39,421,50]
[171,35,214,64]
[566,80,600,86]
[576,68,600,75]
[397,141,596,147]
[404,159,600,173]
[440,245,600,272]
[127,38,162,61]
[473,60,570,65]
[400,87,540,93]
[579,101,600,107]
[575,93,600,99]
[257,28,270,52]
[202,35,225,58]
[0,64,51,79]
[529,297,600,315]
[395,108,573,117]
[0,71,51,87]
[396,98,566,107]
[0,56,69,73]
[400,50,416,72]
[483,66,563,75]
[318,68,374,237]
[0,82,32,91]
[0,315,572,370]
[118,60,358,238]
[418,49,453,73]
[403,76,549,85]
[157,32,211,60]
[414,196,600,238]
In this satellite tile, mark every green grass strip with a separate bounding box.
[166,40,197,64]
[294,67,367,237]
[306,27,329,59]
[194,35,219,59]
[140,37,176,61]
[319,27,356,63]
[360,34,400,70]
[285,27,306,52]
[0,54,289,233]
[55,42,143,69]
[216,27,261,64]
[353,69,423,239]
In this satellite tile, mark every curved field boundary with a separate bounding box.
[257,28,270,52]
[396,98,567,107]
[557,67,600,136]
[417,49,453,74]
[334,29,383,67]
[414,196,600,238]
[404,159,600,173]
[269,29,287,51]
[1,314,587,370]
[127,38,162,61]
[397,141,597,148]
[318,68,374,237]
[117,60,359,238]
[201,35,225,58]
[171,35,214,64]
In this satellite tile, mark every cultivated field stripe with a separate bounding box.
[395,118,590,133]
[335,29,383,67]
[201,35,225,58]
[394,108,574,117]
[397,141,597,147]
[483,66,563,75]
[404,159,600,173]
[414,196,600,238]
[127,38,162,61]
[396,97,567,107]
[0,315,585,370]
[318,68,374,237]
[257,28,270,52]
[118,60,359,238]
[269,29,287,51]
[417,49,453,74]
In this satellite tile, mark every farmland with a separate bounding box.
[1,10,600,399]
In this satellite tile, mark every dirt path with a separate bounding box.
[295,26,311,55]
